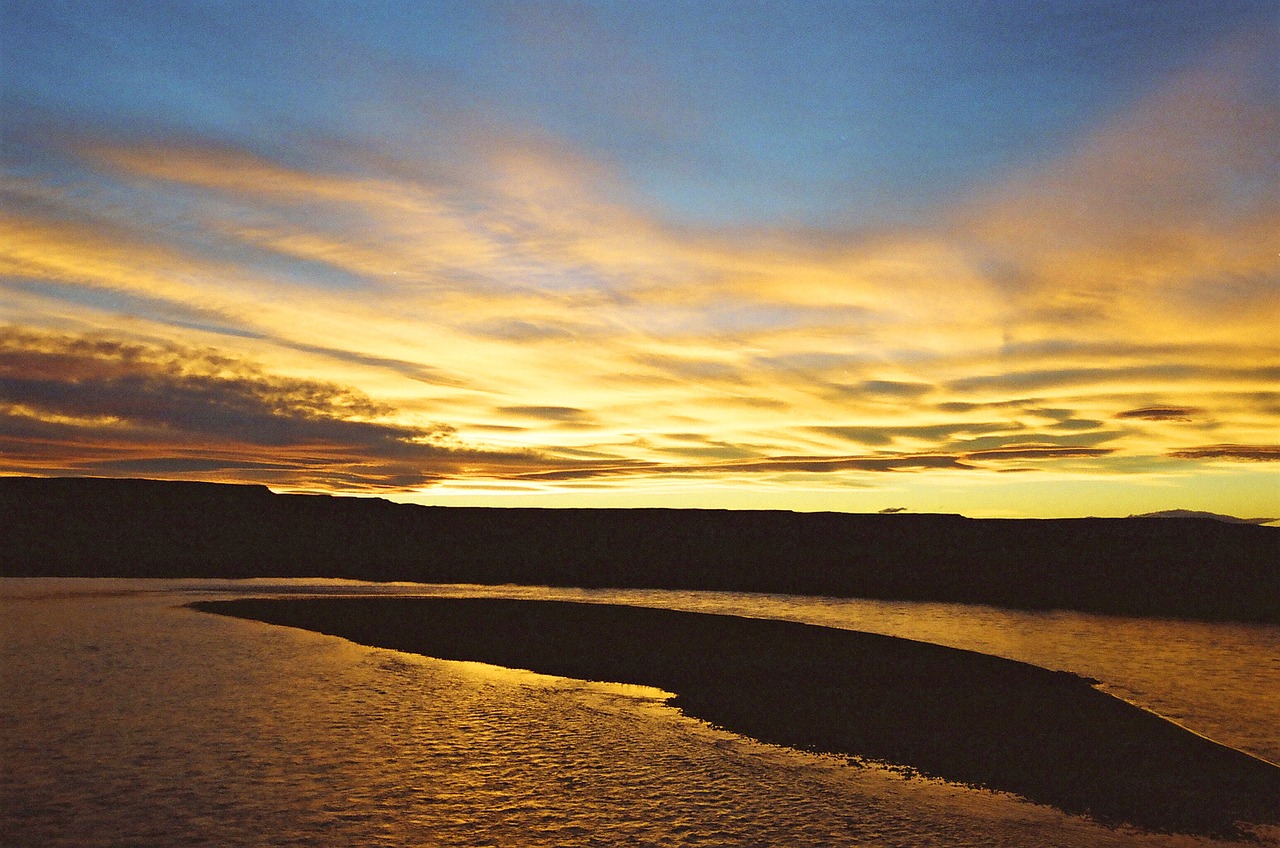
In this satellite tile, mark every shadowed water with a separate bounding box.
[3,579,1278,847]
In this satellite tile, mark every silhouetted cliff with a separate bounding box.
[3,476,1277,622]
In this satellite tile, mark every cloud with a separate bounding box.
[0,208,238,310]
[2,27,1277,507]
[813,422,1009,447]
[935,399,1035,413]
[632,354,749,386]
[654,441,762,462]
[853,380,935,399]
[279,339,471,388]
[947,365,1280,395]
[501,451,976,482]
[0,327,548,490]
[1,326,1246,494]
[0,328,389,434]
[497,406,597,426]
[1049,417,1104,432]
[465,319,580,342]
[947,431,1122,452]
[961,445,1116,461]
[500,441,1139,484]
[1116,405,1200,422]
[1167,444,1280,462]
[957,29,1280,340]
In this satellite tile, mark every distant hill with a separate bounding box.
[2,476,1277,623]
[1130,509,1278,525]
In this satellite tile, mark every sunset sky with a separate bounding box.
[2,0,1277,517]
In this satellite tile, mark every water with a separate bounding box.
[2,578,1277,847]
[418,583,1280,766]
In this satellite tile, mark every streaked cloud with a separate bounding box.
[813,423,1009,448]
[961,446,1116,462]
[1167,445,1280,462]
[1,8,1277,516]
[1116,406,1201,422]
[0,327,548,490]
[497,406,598,428]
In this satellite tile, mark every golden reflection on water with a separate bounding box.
[443,656,677,702]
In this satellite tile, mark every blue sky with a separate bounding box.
[8,0,1272,224]
[2,0,1278,515]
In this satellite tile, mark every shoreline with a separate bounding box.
[1098,692,1280,771]
[192,596,1280,840]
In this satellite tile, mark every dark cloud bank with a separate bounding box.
[3,327,1274,493]
[1167,444,1280,461]
[0,327,542,489]
[1116,405,1200,422]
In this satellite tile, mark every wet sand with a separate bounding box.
[192,597,1280,839]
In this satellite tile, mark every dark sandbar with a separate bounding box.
[192,597,1280,839]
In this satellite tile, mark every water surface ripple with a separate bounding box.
[2,578,1276,847]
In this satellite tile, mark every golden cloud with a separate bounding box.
[3,29,1277,506]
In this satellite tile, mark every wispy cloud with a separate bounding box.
[2,24,1277,514]
[0,328,549,490]
[1167,445,1280,462]
[497,405,598,428]
[1116,406,1201,422]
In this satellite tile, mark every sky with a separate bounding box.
[1,0,1278,518]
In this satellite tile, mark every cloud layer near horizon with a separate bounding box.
[2,8,1277,515]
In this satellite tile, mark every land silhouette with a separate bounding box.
[193,596,1280,839]
[4,476,1276,623]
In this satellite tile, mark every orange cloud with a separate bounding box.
[3,29,1277,511]
[0,327,554,491]
[954,30,1279,345]
[1167,445,1280,462]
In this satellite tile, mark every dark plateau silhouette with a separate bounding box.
[192,597,1280,839]
[4,476,1277,623]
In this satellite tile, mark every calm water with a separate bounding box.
[2,578,1277,847]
